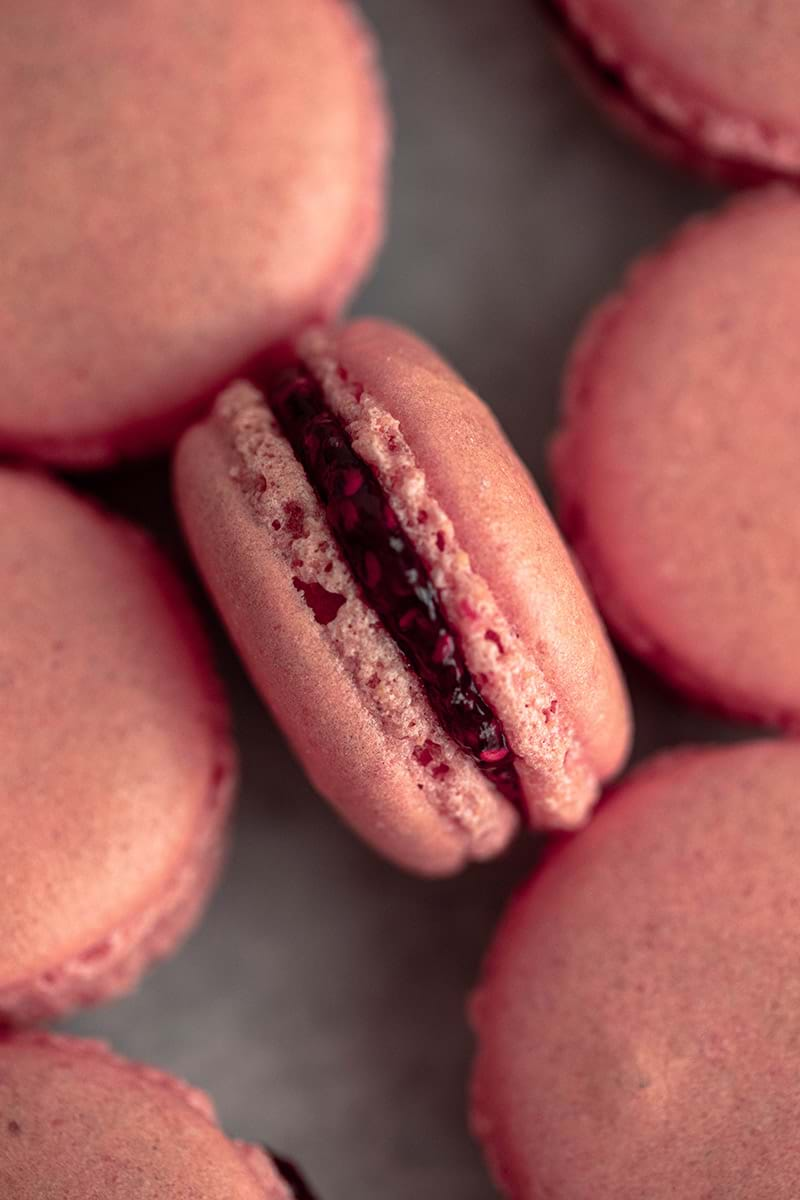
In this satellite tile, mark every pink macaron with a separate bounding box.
[471,739,800,1199]
[542,0,800,180]
[0,0,386,467]
[552,187,800,730]
[0,467,235,1023]
[0,1031,311,1198]
[175,318,631,875]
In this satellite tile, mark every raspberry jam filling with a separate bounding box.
[272,1152,319,1200]
[263,364,523,812]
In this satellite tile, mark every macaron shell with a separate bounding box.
[326,320,631,784]
[471,740,800,1199]
[0,1033,290,1198]
[552,187,800,728]
[555,0,800,176]
[0,469,235,1020]
[174,396,517,875]
[0,0,386,466]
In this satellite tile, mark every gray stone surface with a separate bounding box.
[67,3,755,1197]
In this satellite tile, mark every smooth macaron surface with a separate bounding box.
[471,739,800,1199]
[0,0,386,466]
[0,468,235,1022]
[549,0,800,177]
[175,319,630,874]
[0,1033,291,1198]
[552,187,800,729]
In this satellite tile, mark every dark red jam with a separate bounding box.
[260,363,523,812]
[272,1152,319,1200]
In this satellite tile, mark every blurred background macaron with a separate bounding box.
[0,467,235,1023]
[0,0,387,467]
[542,0,800,181]
[471,740,800,1199]
[0,1031,312,1198]
[552,187,800,730]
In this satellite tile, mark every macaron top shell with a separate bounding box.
[0,0,386,466]
[552,187,800,728]
[0,468,234,1019]
[329,321,630,785]
[0,1033,290,1198]
[555,0,800,175]
[471,740,800,1199]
